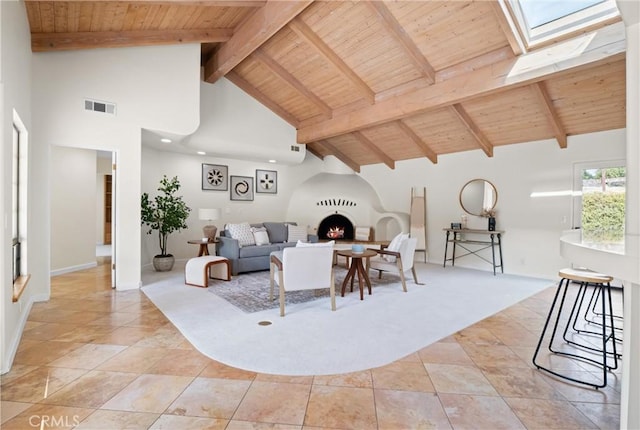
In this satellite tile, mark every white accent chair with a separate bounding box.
[269,247,336,317]
[367,237,421,292]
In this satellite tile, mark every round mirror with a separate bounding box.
[459,179,498,216]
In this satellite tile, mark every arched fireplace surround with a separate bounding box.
[317,214,354,241]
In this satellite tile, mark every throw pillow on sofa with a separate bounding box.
[251,226,270,246]
[287,224,307,243]
[227,222,256,247]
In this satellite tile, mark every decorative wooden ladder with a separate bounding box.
[410,187,427,262]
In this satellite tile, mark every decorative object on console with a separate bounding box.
[451,222,462,230]
[481,208,497,231]
[202,163,228,191]
[141,175,191,272]
[230,175,254,201]
[199,208,221,240]
[256,169,277,194]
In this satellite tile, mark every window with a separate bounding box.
[506,0,620,49]
[573,160,625,252]
[12,112,29,301]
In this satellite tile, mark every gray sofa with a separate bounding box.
[216,222,318,275]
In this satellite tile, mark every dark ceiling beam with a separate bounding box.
[396,120,438,164]
[252,49,332,119]
[304,144,324,160]
[288,18,376,104]
[31,29,232,51]
[318,140,361,173]
[366,1,435,83]
[204,0,313,83]
[226,71,299,127]
[531,82,568,148]
[451,104,493,157]
[352,131,395,169]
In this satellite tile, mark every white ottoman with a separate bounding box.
[185,256,231,288]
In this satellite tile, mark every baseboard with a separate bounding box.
[1,293,49,375]
[50,261,98,277]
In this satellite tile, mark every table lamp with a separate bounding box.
[199,208,221,240]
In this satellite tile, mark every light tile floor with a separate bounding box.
[1,261,622,429]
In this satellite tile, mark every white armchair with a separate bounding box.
[269,246,336,317]
[367,237,421,292]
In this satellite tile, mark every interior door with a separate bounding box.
[111,151,117,288]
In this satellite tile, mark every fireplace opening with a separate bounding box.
[317,214,354,241]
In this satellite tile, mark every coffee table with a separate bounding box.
[336,249,377,300]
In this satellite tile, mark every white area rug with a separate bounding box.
[142,262,552,376]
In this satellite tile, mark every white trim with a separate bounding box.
[50,261,98,277]
[0,293,48,375]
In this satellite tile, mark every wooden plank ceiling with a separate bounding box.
[25,0,626,171]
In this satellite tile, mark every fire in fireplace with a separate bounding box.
[318,214,354,241]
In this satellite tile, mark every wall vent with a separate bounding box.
[84,98,116,115]
[290,145,300,152]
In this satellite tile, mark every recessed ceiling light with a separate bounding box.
[197,151,206,155]
[268,159,277,163]
[160,138,172,143]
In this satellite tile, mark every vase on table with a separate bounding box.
[488,217,496,231]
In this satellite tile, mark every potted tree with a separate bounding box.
[141,175,191,271]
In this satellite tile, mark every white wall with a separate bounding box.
[140,147,325,268]
[182,79,304,164]
[50,146,97,274]
[32,43,202,290]
[1,0,44,374]
[360,129,626,279]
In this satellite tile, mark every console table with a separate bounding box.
[443,228,504,275]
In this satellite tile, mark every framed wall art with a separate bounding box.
[230,175,254,201]
[202,164,228,191]
[256,169,278,194]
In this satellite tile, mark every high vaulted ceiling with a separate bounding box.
[25,0,626,171]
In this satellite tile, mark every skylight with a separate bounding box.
[507,0,621,49]
[520,0,605,28]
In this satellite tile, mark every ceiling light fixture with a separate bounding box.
[268,159,277,163]
[160,138,172,143]
[197,151,206,155]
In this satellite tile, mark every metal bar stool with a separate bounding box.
[568,281,623,354]
[532,267,618,389]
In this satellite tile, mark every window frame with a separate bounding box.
[504,0,621,50]
[12,112,30,302]
[572,158,626,235]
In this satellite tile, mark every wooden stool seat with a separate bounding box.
[558,267,614,284]
[185,256,231,288]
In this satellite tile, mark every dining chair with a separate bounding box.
[269,246,336,316]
